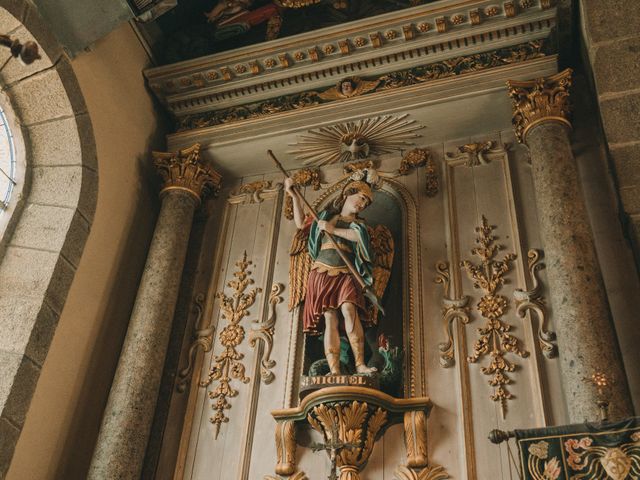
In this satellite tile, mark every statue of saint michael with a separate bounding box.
[285,168,394,376]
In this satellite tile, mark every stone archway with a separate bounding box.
[0,2,97,476]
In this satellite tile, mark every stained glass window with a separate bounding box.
[0,104,16,212]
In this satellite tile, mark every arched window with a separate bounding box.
[0,93,25,237]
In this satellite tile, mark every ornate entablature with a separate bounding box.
[144,0,556,130]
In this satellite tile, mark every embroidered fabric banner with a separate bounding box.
[515,417,640,480]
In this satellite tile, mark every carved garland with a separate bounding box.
[461,216,528,417]
[200,251,262,438]
[399,148,438,197]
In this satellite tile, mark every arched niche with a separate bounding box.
[286,174,426,403]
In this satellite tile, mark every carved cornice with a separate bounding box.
[152,144,222,204]
[145,0,556,120]
[176,41,546,132]
[507,68,572,143]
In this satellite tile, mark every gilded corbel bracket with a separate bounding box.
[265,473,308,480]
[394,410,450,479]
[434,262,470,368]
[229,180,283,205]
[200,252,262,438]
[513,249,557,358]
[176,293,212,393]
[249,283,284,384]
[445,141,506,167]
[270,387,433,480]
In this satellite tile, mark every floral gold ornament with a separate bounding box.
[176,294,212,393]
[264,473,308,480]
[152,143,222,205]
[450,14,465,25]
[417,22,431,32]
[294,51,305,61]
[513,249,557,358]
[564,436,640,480]
[323,44,336,54]
[354,37,367,47]
[235,64,247,74]
[399,149,439,197]
[519,0,532,7]
[461,216,528,418]
[507,68,572,143]
[584,371,614,421]
[284,168,322,221]
[228,180,282,205]
[435,262,470,368]
[485,6,500,16]
[249,283,283,384]
[200,252,262,438]
[307,401,388,480]
[288,114,423,166]
[446,141,501,167]
[177,42,546,132]
[273,420,298,476]
[385,30,399,40]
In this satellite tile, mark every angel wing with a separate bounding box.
[367,224,395,323]
[288,225,312,311]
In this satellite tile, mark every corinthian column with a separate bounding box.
[88,144,221,479]
[507,70,633,422]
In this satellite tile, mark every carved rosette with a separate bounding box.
[307,401,388,480]
[507,69,573,144]
[152,143,222,204]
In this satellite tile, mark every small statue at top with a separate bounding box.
[285,167,394,376]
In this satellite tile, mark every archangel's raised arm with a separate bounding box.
[284,177,306,229]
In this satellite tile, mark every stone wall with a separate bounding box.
[580,0,640,270]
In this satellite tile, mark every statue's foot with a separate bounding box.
[356,364,378,374]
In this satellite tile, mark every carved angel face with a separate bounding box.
[342,192,371,215]
[340,80,355,96]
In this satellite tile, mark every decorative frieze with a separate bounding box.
[507,68,572,143]
[176,42,546,132]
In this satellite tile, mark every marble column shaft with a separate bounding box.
[88,191,197,479]
[511,72,634,421]
[88,144,220,479]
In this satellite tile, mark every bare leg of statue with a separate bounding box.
[323,309,341,375]
[341,302,377,374]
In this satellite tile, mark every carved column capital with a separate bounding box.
[507,68,573,144]
[152,143,222,205]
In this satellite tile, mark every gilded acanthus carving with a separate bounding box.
[394,465,450,480]
[273,420,297,477]
[404,411,428,468]
[307,401,388,480]
[249,283,283,384]
[176,294,212,393]
[507,68,573,143]
[265,473,308,480]
[152,144,222,203]
[200,252,262,438]
[434,262,470,368]
[228,180,283,205]
[461,216,528,417]
[513,249,557,359]
[288,114,423,166]
[284,168,322,220]
[398,149,438,197]
[445,141,504,167]
[177,42,546,132]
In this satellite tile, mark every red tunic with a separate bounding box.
[302,269,372,335]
